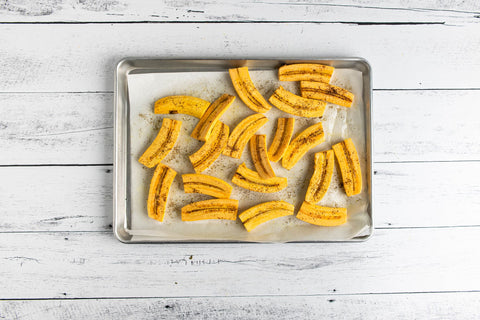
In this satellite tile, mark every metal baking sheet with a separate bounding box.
[114,59,373,243]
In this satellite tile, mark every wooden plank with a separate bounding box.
[0,24,479,92]
[1,292,479,320]
[0,228,479,298]
[0,0,478,24]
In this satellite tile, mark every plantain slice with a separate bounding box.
[147,164,177,222]
[279,63,334,83]
[223,113,268,159]
[305,150,334,203]
[154,95,210,118]
[182,173,232,199]
[138,118,182,168]
[296,202,347,226]
[282,122,325,170]
[300,81,354,108]
[332,138,362,196]
[229,67,271,113]
[267,117,295,162]
[232,163,287,193]
[181,199,239,221]
[250,134,275,179]
[269,86,326,117]
[189,122,229,173]
[191,94,235,141]
[239,201,294,232]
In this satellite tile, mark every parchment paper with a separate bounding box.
[126,67,370,242]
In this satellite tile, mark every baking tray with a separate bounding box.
[114,59,373,243]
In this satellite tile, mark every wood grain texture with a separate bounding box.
[0,0,478,24]
[0,24,479,92]
[0,228,479,299]
[1,292,479,320]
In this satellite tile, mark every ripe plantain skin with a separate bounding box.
[189,122,229,173]
[279,63,334,83]
[269,86,326,118]
[138,118,182,168]
[296,202,347,226]
[332,138,362,196]
[282,122,325,170]
[305,150,334,203]
[181,199,239,221]
[231,163,287,193]
[147,164,177,222]
[250,134,275,179]
[238,201,294,232]
[154,95,210,118]
[300,81,354,108]
[182,173,232,199]
[191,94,235,141]
[229,67,271,113]
[267,117,295,162]
[223,113,268,159]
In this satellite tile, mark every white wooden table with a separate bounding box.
[1,1,479,318]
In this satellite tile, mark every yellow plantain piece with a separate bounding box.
[278,63,334,83]
[305,150,334,203]
[191,94,235,141]
[300,81,354,108]
[296,202,347,226]
[239,201,294,232]
[147,164,177,222]
[250,134,275,179]
[154,95,210,118]
[282,122,325,170]
[229,67,271,113]
[189,122,229,173]
[181,199,239,221]
[232,163,287,193]
[267,117,295,162]
[332,138,362,196]
[223,113,268,159]
[138,118,182,168]
[269,86,326,118]
[182,173,232,199]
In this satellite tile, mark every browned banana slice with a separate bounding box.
[232,163,287,193]
[282,122,325,170]
[189,122,229,173]
[191,94,235,141]
[147,164,177,222]
[269,86,326,117]
[296,202,347,226]
[279,63,334,83]
[239,201,294,232]
[181,199,239,221]
[300,81,354,108]
[154,95,210,118]
[182,173,232,199]
[267,117,295,162]
[138,118,182,168]
[223,113,268,159]
[305,150,334,203]
[250,134,275,179]
[229,67,271,113]
[332,138,362,196]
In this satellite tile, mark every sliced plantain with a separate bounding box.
[282,122,325,170]
[154,95,210,118]
[147,164,177,222]
[229,67,271,113]
[239,201,294,232]
[250,134,275,179]
[279,63,334,83]
[138,118,182,168]
[223,113,268,159]
[182,173,232,199]
[296,202,347,226]
[300,81,354,108]
[269,86,326,117]
[191,94,235,141]
[267,117,295,162]
[189,122,229,173]
[332,138,362,196]
[181,199,239,221]
[305,150,334,203]
[232,163,287,193]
